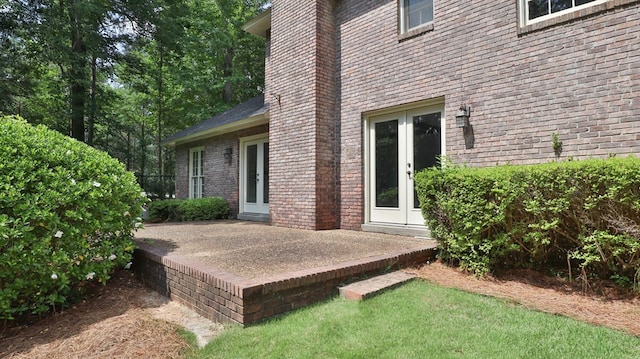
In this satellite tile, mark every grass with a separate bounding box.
[188,280,640,359]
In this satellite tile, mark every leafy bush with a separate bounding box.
[415,157,640,284]
[178,197,230,221]
[0,116,146,320]
[147,199,182,222]
[147,197,229,222]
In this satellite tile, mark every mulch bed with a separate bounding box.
[0,271,193,359]
[408,260,640,337]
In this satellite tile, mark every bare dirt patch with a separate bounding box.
[408,260,640,337]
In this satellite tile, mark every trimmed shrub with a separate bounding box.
[0,116,146,320]
[415,157,640,283]
[147,197,229,222]
[178,197,229,221]
[147,199,182,222]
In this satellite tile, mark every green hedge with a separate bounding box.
[415,157,640,283]
[0,116,146,320]
[147,197,230,222]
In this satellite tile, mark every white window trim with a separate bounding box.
[189,146,205,199]
[399,0,434,34]
[519,0,608,26]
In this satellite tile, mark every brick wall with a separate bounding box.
[268,0,339,229]
[174,124,268,217]
[334,0,640,229]
[133,243,435,325]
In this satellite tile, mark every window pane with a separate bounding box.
[199,150,204,175]
[528,0,549,20]
[192,178,198,199]
[192,151,198,176]
[551,0,571,13]
[263,143,269,204]
[412,112,441,209]
[575,0,596,5]
[405,0,433,30]
[375,120,399,208]
[246,144,257,204]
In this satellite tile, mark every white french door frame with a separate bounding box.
[239,134,269,215]
[364,101,445,226]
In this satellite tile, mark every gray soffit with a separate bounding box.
[242,8,271,37]
[163,94,268,146]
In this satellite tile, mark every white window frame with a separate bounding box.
[399,0,434,34]
[189,146,204,199]
[520,0,608,26]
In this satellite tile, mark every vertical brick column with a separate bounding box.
[268,0,338,229]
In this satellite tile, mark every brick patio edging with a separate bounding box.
[133,244,437,325]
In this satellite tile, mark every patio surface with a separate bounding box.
[132,220,438,325]
[134,220,436,279]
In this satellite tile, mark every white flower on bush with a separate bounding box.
[140,191,147,198]
[108,254,117,261]
[66,150,72,155]
[86,272,95,280]
[54,231,63,238]
[123,211,130,217]
[51,273,58,280]
[124,262,132,270]
[93,181,101,187]
[70,178,76,185]
[134,222,142,229]
[93,255,103,262]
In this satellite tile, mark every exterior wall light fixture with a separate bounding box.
[455,103,471,128]
[223,147,233,164]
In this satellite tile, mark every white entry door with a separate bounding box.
[368,105,444,226]
[242,136,269,214]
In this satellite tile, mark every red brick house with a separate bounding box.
[164,0,640,234]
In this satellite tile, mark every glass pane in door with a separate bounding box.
[263,143,269,204]
[413,112,441,208]
[375,120,399,208]
[246,144,257,203]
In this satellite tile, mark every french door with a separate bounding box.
[368,105,443,226]
[241,136,269,214]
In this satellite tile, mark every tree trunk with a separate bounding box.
[87,55,97,145]
[157,45,164,197]
[69,2,86,142]
[223,46,234,104]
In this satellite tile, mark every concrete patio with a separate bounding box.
[133,221,437,325]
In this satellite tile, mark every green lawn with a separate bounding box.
[189,280,640,359]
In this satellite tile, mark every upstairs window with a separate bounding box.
[400,0,434,33]
[523,0,606,24]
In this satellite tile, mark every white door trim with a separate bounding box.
[364,102,445,227]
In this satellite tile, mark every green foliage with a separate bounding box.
[415,157,640,282]
[147,198,230,222]
[178,198,230,221]
[148,199,183,222]
[198,281,640,358]
[0,117,146,320]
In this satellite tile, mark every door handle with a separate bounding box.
[407,170,413,180]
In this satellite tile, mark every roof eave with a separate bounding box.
[242,8,271,37]
[164,112,269,147]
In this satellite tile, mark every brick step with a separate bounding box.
[339,271,416,301]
